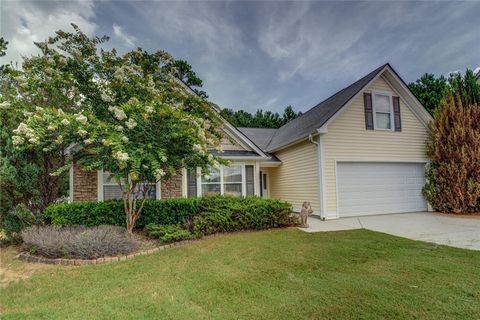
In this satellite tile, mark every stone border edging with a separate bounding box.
[16,239,193,266]
[15,228,298,266]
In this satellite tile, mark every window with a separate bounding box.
[186,169,198,197]
[103,172,123,200]
[373,92,393,130]
[223,164,242,196]
[102,171,156,201]
[192,163,252,197]
[245,165,254,196]
[201,167,221,196]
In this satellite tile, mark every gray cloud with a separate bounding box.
[1,1,479,113]
[113,24,136,47]
[0,0,97,66]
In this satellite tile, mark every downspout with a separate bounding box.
[308,134,326,220]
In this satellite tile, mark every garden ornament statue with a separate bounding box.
[299,201,313,228]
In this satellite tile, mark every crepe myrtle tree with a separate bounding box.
[12,25,225,233]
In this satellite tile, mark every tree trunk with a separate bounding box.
[123,183,150,234]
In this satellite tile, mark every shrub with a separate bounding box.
[44,198,202,228]
[190,196,296,236]
[44,196,296,235]
[423,94,480,213]
[0,204,42,245]
[21,225,139,259]
[145,224,194,243]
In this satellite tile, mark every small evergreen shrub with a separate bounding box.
[21,225,139,259]
[423,94,480,213]
[145,224,194,243]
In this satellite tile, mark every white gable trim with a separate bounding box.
[317,65,432,133]
[176,77,270,159]
[221,121,271,159]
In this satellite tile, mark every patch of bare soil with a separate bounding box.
[0,246,56,288]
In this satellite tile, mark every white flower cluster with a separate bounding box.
[0,101,11,109]
[101,92,114,103]
[155,168,166,179]
[114,67,125,81]
[125,118,137,129]
[108,106,127,121]
[193,141,207,155]
[145,105,154,114]
[160,155,167,162]
[113,151,130,162]
[61,119,70,126]
[84,138,94,145]
[12,135,25,146]
[75,114,88,124]
[13,123,37,145]
[77,129,88,138]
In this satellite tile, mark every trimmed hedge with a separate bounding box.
[44,198,202,228]
[44,196,295,232]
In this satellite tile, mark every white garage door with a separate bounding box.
[337,162,427,217]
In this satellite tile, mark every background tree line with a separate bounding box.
[408,68,480,114]
[219,105,301,129]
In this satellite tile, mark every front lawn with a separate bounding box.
[1,229,479,319]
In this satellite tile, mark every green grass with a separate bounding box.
[1,229,479,319]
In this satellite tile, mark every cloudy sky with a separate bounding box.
[1,1,479,113]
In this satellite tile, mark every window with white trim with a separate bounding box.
[102,171,156,201]
[223,164,242,196]
[373,91,394,130]
[201,167,221,196]
[187,163,255,197]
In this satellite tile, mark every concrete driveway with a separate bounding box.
[301,212,480,250]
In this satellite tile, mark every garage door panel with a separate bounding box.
[337,162,427,217]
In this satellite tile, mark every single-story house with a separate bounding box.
[70,63,433,219]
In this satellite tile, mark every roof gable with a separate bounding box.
[266,63,432,152]
[266,64,387,152]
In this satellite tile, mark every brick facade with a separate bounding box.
[72,163,98,201]
[73,165,184,202]
[161,173,183,199]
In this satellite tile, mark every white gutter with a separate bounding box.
[309,134,326,220]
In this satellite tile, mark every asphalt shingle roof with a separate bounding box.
[237,127,278,151]
[265,64,388,152]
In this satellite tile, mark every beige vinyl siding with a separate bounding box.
[323,75,429,214]
[269,140,320,212]
[220,129,251,151]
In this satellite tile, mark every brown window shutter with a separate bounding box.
[393,96,401,131]
[363,92,374,130]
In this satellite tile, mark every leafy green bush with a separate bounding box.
[145,224,194,243]
[44,198,202,228]
[21,225,139,259]
[1,204,42,245]
[190,197,295,236]
[44,196,295,236]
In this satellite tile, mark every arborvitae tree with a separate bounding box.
[423,94,480,213]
